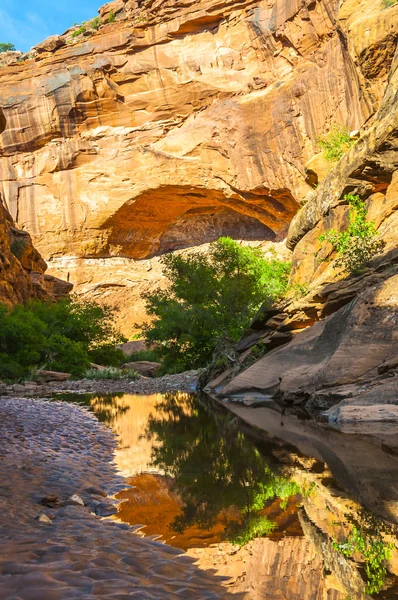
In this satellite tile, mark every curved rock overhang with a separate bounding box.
[0,0,393,263]
[101,185,297,259]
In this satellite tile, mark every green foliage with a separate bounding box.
[332,513,394,595]
[290,282,310,300]
[0,299,125,381]
[382,0,397,8]
[90,17,103,30]
[10,237,28,261]
[0,43,16,53]
[72,25,87,37]
[123,348,160,363]
[318,194,385,273]
[108,10,116,22]
[85,367,139,380]
[226,515,277,546]
[146,393,301,545]
[140,237,291,372]
[318,124,355,162]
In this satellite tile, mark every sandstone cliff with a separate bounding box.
[208,38,398,424]
[0,193,72,304]
[0,0,397,328]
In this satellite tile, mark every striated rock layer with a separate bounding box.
[0,194,72,305]
[0,0,396,266]
[210,38,398,422]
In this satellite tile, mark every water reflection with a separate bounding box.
[144,392,301,546]
[57,391,398,598]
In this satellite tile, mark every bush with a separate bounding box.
[140,237,291,372]
[318,194,385,273]
[382,0,397,8]
[85,367,139,380]
[318,124,355,161]
[0,43,16,53]
[0,299,125,381]
[108,10,116,23]
[90,17,103,30]
[123,349,160,363]
[72,25,87,37]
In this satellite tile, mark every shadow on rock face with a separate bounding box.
[0,107,6,134]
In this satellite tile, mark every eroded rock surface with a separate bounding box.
[0,194,71,304]
[1,0,396,270]
[221,274,398,400]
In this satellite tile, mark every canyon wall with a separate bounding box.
[0,0,397,329]
[0,195,71,304]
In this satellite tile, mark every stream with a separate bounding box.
[56,390,398,599]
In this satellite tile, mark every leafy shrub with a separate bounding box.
[382,0,397,7]
[85,367,139,380]
[226,515,277,546]
[318,124,355,161]
[332,513,395,595]
[72,25,87,37]
[0,43,16,53]
[290,282,310,300]
[10,237,28,260]
[318,194,385,273]
[0,299,125,381]
[140,237,291,372]
[122,348,160,363]
[90,17,103,30]
[108,10,116,23]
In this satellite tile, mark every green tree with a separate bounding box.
[0,299,125,380]
[0,43,16,53]
[318,194,385,273]
[141,237,290,371]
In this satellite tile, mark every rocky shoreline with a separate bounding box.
[0,395,233,600]
[0,370,200,400]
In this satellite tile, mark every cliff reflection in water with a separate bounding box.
[59,391,398,598]
[86,391,302,549]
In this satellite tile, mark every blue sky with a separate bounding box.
[0,0,102,53]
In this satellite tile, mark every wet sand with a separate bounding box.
[0,397,240,600]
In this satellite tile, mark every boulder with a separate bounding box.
[37,370,72,382]
[33,35,65,53]
[121,361,161,377]
[37,514,52,524]
[89,363,107,371]
[12,384,26,393]
[41,494,61,508]
[304,153,333,187]
[0,51,22,67]
[221,274,398,401]
[117,340,149,355]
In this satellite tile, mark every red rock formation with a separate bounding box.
[1,0,393,264]
[0,194,72,304]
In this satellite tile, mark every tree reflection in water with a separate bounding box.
[56,392,130,427]
[145,392,301,545]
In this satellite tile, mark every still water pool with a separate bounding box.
[57,391,398,598]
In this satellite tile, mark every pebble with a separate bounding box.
[38,514,52,524]
[66,494,85,506]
